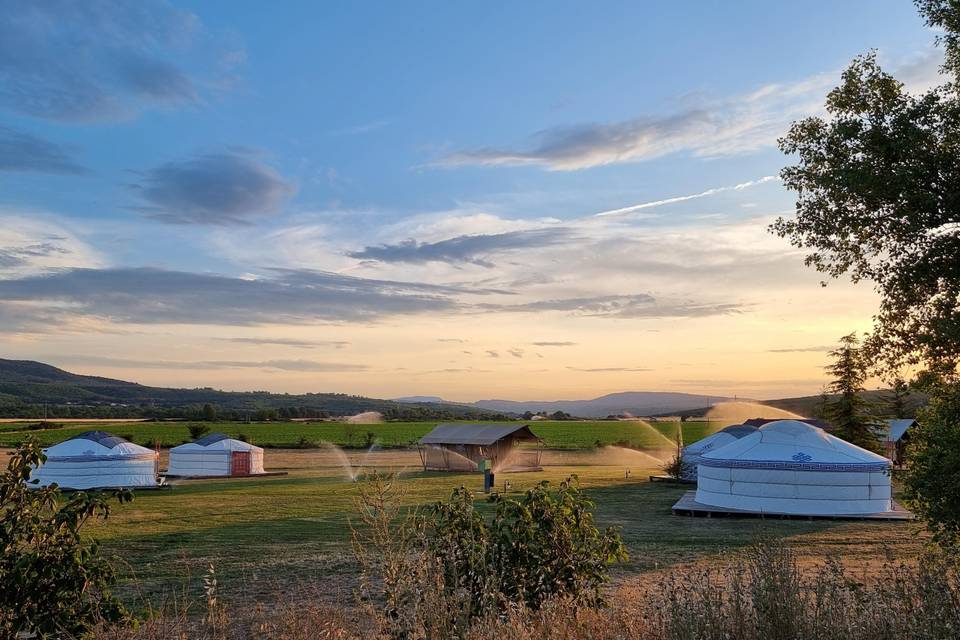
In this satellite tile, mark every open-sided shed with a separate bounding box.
[418,423,542,472]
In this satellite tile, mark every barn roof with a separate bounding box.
[884,419,916,443]
[419,423,540,446]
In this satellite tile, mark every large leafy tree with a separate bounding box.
[772,2,960,372]
[773,0,960,541]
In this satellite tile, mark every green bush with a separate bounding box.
[353,474,626,638]
[0,440,132,637]
[188,423,211,440]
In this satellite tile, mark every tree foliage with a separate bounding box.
[774,1,960,540]
[885,375,913,419]
[823,333,882,451]
[903,373,960,547]
[772,1,960,372]
[0,440,132,637]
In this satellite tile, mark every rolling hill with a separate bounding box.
[0,359,500,419]
[396,391,732,418]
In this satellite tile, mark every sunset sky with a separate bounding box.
[0,1,944,401]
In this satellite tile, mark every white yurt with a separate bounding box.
[695,420,892,516]
[167,432,265,477]
[31,431,159,490]
[680,424,758,480]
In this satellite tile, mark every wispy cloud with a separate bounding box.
[0,127,87,174]
[130,151,295,225]
[348,228,572,267]
[0,215,102,278]
[328,119,391,136]
[483,294,745,319]
[60,355,367,372]
[566,366,653,372]
[532,341,577,347]
[0,267,466,329]
[0,0,242,122]
[767,345,833,353]
[217,337,350,349]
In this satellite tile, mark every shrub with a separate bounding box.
[660,453,691,480]
[188,423,211,440]
[352,474,626,637]
[0,440,133,637]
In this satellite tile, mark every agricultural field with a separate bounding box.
[55,447,923,609]
[0,419,712,450]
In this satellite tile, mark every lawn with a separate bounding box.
[76,449,923,607]
[0,419,711,450]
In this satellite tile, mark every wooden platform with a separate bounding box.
[650,475,696,485]
[162,471,288,480]
[671,491,914,521]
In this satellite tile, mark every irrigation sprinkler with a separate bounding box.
[480,459,494,493]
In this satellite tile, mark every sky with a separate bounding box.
[0,0,946,401]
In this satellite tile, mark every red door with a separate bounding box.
[230,451,251,476]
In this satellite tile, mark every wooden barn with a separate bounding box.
[418,423,543,473]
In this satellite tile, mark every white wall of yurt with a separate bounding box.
[167,433,265,477]
[695,420,892,516]
[30,431,158,490]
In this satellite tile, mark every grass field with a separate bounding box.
[60,448,924,608]
[0,419,713,450]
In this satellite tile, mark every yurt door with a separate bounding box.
[230,451,251,476]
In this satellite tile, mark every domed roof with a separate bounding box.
[683,424,757,456]
[44,431,154,459]
[170,432,261,452]
[700,419,889,470]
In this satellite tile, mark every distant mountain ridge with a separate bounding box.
[396,391,732,418]
[0,359,499,419]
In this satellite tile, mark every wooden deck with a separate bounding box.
[671,491,914,521]
[163,471,288,480]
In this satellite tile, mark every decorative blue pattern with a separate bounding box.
[792,452,813,462]
[45,453,157,463]
[698,458,890,472]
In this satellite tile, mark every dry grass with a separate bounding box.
[98,541,960,640]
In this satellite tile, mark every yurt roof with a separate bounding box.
[170,432,261,452]
[194,432,232,446]
[420,423,540,446]
[45,430,154,459]
[720,424,759,438]
[700,419,890,471]
[683,424,757,455]
[742,417,832,430]
[72,430,128,448]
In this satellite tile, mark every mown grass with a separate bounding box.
[85,454,923,607]
[0,419,709,450]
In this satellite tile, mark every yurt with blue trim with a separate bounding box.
[30,431,159,490]
[680,423,758,480]
[695,419,892,516]
[167,433,265,477]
